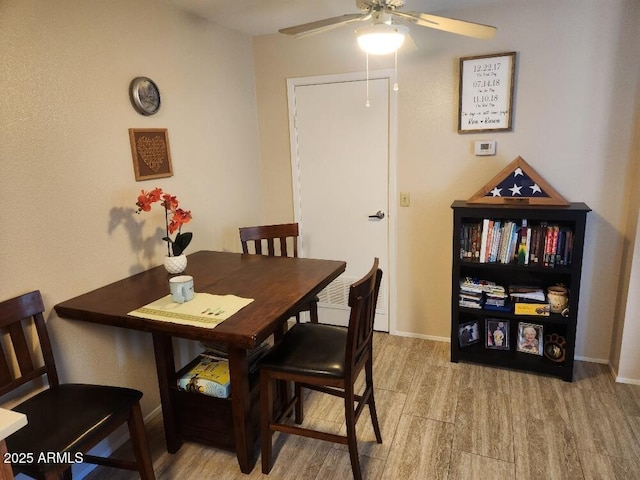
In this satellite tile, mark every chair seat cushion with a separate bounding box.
[258,323,347,379]
[6,384,142,475]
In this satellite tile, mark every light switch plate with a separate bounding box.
[474,140,496,156]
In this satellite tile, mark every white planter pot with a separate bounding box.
[164,254,187,274]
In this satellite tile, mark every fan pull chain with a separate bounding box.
[365,53,370,107]
[393,50,399,91]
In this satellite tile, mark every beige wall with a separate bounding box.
[254,0,640,373]
[617,208,640,382]
[1,0,262,421]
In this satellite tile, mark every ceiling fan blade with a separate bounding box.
[279,13,369,38]
[392,11,496,39]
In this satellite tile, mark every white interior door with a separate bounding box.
[288,72,394,332]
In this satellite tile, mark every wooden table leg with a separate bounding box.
[152,333,183,453]
[273,321,291,414]
[0,441,14,480]
[228,346,257,474]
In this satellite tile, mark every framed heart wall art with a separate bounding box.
[129,128,173,181]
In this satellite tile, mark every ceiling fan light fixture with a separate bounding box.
[356,23,409,55]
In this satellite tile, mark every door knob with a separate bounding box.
[368,210,385,220]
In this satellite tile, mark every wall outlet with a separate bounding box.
[400,192,410,207]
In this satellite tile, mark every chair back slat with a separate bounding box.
[0,342,12,387]
[266,238,276,256]
[6,322,35,376]
[345,259,382,375]
[0,290,59,400]
[239,223,300,258]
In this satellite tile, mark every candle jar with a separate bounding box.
[547,285,569,314]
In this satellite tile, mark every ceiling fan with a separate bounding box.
[279,0,496,51]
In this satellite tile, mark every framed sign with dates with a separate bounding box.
[458,52,516,133]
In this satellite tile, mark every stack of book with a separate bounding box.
[459,278,484,308]
[459,278,507,309]
[484,285,509,312]
[509,285,549,315]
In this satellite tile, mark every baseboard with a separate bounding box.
[606,362,640,385]
[73,405,163,479]
[614,376,640,385]
[574,355,609,364]
[390,330,450,343]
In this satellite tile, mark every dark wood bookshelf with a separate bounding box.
[450,200,591,381]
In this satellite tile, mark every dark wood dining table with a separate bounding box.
[54,250,346,474]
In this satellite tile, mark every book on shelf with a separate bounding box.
[508,285,546,303]
[459,299,484,309]
[517,220,531,265]
[177,356,231,398]
[459,278,507,310]
[479,219,490,263]
[460,222,482,261]
[514,303,550,316]
[485,291,508,307]
[459,278,483,308]
[484,302,512,312]
[460,219,574,267]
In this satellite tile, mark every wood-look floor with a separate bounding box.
[85,333,640,480]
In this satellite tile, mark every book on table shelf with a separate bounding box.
[177,356,231,398]
[177,340,271,399]
[460,219,574,267]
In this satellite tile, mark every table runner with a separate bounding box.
[128,292,254,328]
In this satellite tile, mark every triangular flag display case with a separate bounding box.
[467,156,569,206]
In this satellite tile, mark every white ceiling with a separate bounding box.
[166,0,498,36]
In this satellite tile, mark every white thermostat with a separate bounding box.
[474,140,496,156]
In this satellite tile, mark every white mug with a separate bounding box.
[169,275,194,303]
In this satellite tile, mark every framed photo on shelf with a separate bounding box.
[458,320,481,348]
[458,51,516,133]
[517,322,543,356]
[486,319,509,350]
[129,128,173,181]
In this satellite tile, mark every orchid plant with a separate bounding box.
[135,187,193,257]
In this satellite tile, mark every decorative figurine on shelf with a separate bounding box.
[544,333,567,363]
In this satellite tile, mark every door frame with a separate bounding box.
[286,70,398,333]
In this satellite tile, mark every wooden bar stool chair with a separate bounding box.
[258,259,383,480]
[1,290,155,480]
[239,222,319,323]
